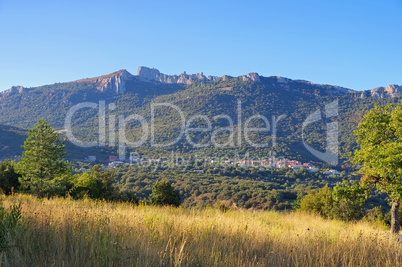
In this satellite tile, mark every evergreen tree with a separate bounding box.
[149,180,181,206]
[16,119,68,196]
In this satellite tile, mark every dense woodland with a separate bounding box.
[1,76,401,164]
[1,76,402,228]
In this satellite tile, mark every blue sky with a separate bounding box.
[0,0,401,91]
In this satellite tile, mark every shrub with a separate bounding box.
[299,182,367,221]
[215,203,229,212]
[69,166,122,200]
[0,160,20,194]
[299,185,333,217]
[149,180,181,206]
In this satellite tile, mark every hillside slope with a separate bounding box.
[1,67,401,164]
[0,124,26,160]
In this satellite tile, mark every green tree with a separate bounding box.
[299,185,333,217]
[352,103,402,234]
[70,172,99,199]
[46,173,74,197]
[331,181,367,221]
[69,166,120,200]
[16,119,69,196]
[0,160,20,194]
[299,183,366,222]
[149,180,181,206]
[91,165,119,200]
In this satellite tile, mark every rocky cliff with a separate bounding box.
[1,67,401,99]
[358,84,402,98]
[0,86,26,100]
[242,72,260,82]
[137,66,262,84]
[74,69,134,94]
[137,66,221,84]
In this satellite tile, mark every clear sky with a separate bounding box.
[0,0,401,92]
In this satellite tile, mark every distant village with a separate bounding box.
[83,154,341,176]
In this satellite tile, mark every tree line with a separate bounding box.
[0,119,180,206]
[2,98,402,234]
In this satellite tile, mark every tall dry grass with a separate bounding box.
[0,194,400,266]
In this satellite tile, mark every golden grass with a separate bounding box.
[0,194,401,266]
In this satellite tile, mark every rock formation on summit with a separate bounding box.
[0,86,25,99]
[137,66,221,84]
[74,69,133,94]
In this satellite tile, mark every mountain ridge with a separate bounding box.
[2,67,401,99]
[73,69,133,94]
[1,68,402,164]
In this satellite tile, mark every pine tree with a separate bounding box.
[17,119,68,196]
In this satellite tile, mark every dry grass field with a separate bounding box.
[0,194,400,266]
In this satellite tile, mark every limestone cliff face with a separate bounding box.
[0,86,25,99]
[138,66,262,84]
[138,66,222,84]
[370,84,402,98]
[2,67,401,100]
[242,73,260,82]
[0,68,263,99]
[74,69,133,93]
[360,84,402,98]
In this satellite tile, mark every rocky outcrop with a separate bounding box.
[0,86,25,99]
[138,66,220,84]
[138,67,262,84]
[360,84,402,98]
[74,69,134,94]
[221,75,233,81]
[242,73,260,82]
[2,67,401,100]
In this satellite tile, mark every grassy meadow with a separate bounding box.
[0,194,400,266]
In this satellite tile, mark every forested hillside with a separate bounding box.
[1,69,401,164]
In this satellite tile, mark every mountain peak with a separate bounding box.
[75,69,131,82]
[137,66,221,84]
[74,69,133,93]
[137,66,262,84]
[0,86,26,100]
[360,84,402,98]
[2,68,401,98]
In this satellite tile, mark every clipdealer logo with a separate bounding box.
[65,99,338,165]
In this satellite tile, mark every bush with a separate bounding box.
[69,166,122,200]
[46,174,75,197]
[0,160,21,194]
[364,206,386,227]
[331,181,367,221]
[298,183,367,221]
[331,198,363,221]
[215,203,229,212]
[70,172,99,199]
[149,180,181,207]
[299,185,333,218]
